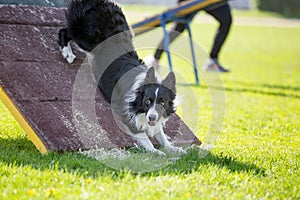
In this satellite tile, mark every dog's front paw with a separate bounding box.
[166,146,187,154]
[150,149,166,156]
[61,46,76,63]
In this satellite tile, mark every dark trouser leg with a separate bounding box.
[206,3,232,59]
[154,22,186,60]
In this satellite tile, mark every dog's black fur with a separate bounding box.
[58,0,183,154]
[59,0,131,52]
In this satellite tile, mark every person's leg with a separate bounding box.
[144,22,187,67]
[206,3,232,60]
[203,3,232,72]
[154,22,186,60]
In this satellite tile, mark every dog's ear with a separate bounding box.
[145,67,157,84]
[162,71,176,93]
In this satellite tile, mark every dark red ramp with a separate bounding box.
[0,5,201,154]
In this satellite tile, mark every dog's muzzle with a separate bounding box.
[147,114,158,126]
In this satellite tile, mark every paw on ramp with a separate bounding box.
[0,4,201,154]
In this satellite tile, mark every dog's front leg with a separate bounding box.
[133,133,166,156]
[154,126,186,154]
[58,28,76,63]
[61,42,76,63]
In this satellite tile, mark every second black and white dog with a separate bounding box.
[58,0,184,155]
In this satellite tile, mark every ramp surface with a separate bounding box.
[0,5,201,154]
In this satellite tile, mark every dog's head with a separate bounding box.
[131,67,176,126]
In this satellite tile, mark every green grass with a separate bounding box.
[1,7,300,200]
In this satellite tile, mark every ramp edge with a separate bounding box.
[0,85,48,154]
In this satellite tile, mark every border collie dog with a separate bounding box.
[58,0,184,155]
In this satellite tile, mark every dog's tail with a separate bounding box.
[66,0,133,52]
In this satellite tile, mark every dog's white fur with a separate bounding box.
[61,42,76,63]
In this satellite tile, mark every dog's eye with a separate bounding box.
[145,99,151,105]
[158,98,165,106]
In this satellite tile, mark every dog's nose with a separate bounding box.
[148,114,157,122]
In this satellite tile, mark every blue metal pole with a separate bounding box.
[161,14,173,72]
[186,15,199,85]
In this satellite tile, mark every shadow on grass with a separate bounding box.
[0,137,119,178]
[262,83,300,92]
[221,86,300,99]
[0,137,265,177]
[177,82,300,99]
[223,81,300,99]
[156,148,265,176]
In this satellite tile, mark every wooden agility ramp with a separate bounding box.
[0,4,201,154]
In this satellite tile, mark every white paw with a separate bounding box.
[166,146,187,154]
[152,149,166,156]
[144,55,159,68]
[66,52,76,63]
[61,46,76,63]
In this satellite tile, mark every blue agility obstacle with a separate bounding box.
[132,0,225,85]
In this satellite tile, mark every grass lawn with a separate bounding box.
[1,5,300,200]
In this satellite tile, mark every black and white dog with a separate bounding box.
[58,0,184,155]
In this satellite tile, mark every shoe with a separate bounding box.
[203,58,230,73]
[144,55,159,68]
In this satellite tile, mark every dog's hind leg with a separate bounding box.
[133,133,166,156]
[58,28,76,63]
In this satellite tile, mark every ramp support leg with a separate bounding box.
[161,14,173,72]
[160,13,199,85]
[186,15,199,85]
